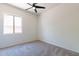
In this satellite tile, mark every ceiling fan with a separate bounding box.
[25,3,46,13]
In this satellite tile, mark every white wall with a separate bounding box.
[39,4,79,53]
[0,4,37,48]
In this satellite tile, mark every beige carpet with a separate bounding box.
[0,40,78,56]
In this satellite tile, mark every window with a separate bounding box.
[3,15,13,34]
[15,16,22,33]
[3,14,22,34]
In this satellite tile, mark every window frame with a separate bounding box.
[3,14,22,34]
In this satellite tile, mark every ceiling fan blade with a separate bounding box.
[25,7,33,10]
[35,6,46,9]
[34,8,37,13]
[33,3,37,4]
[27,3,33,6]
[33,3,37,6]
